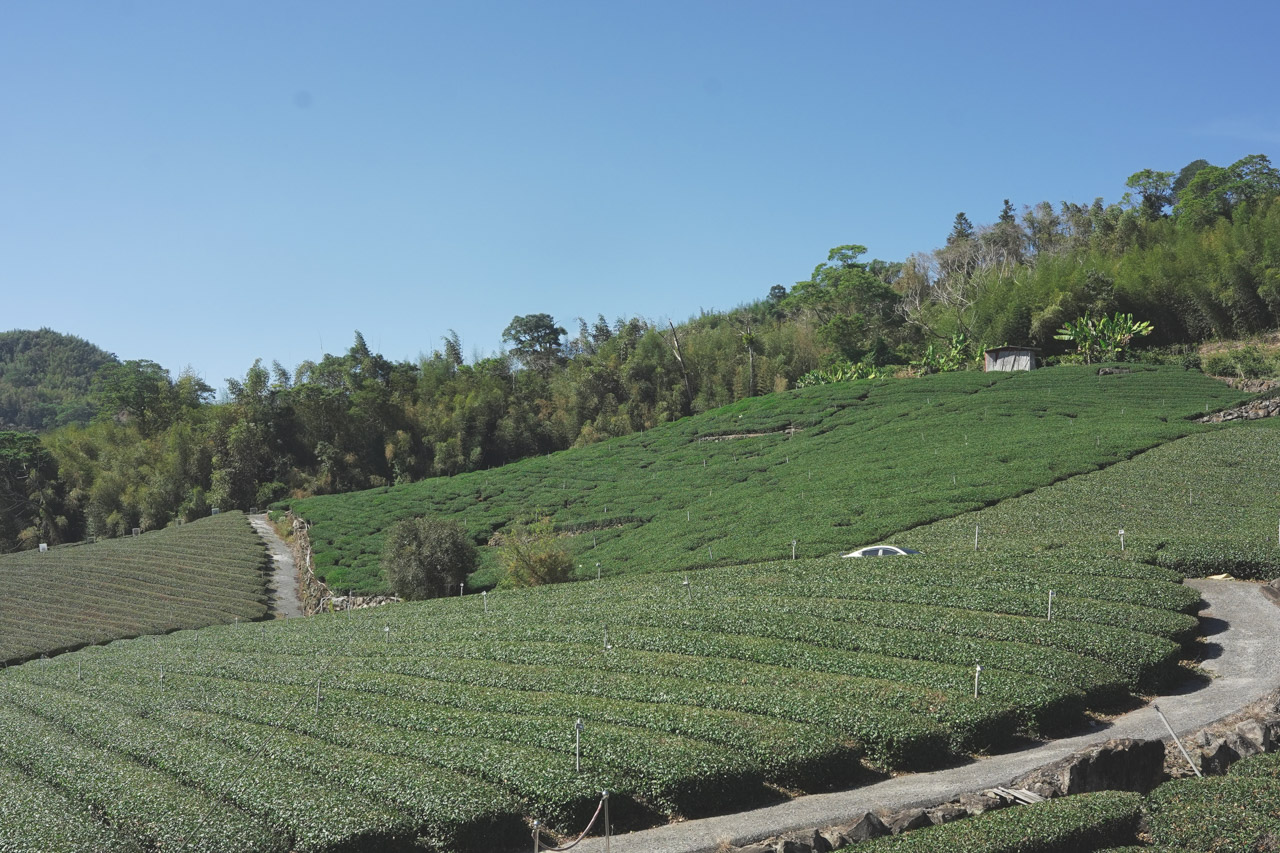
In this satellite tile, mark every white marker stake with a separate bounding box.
[575,718,584,772]
[1047,590,1054,620]
[596,562,601,580]
[383,626,390,643]
[974,524,980,551]
[683,575,691,604]
[482,590,488,614]
[459,582,465,597]
[974,664,982,698]
[792,539,797,560]
[1119,528,1125,551]
[603,625,611,650]
[315,678,321,714]
[1153,703,1201,777]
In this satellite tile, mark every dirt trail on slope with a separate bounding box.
[576,579,1280,853]
[249,514,305,619]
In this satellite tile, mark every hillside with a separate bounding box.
[3,412,1278,850]
[0,511,271,664]
[285,364,1246,594]
[0,328,115,431]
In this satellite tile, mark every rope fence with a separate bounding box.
[534,790,610,852]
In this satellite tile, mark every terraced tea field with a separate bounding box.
[285,365,1245,594]
[912,418,1280,580]
[0,511,271,664]
[0,545,1195,851]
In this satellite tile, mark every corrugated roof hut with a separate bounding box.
[984,346,1039,372]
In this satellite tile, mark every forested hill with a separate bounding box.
[4,153,1280,554]
[0,329,116,431]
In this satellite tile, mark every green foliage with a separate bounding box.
[1144,775,1280,851]
[912,333,971,374]
[285,366,1243,594]
[0,328,115,432]
[381,516,476,600]
[1200,344,1280,379]
[849,791,1142,852]
[0,532,1194,848]
[1053,313,1154,364]
[1228,750,1280,779]
[911,419,1280,581]
[497,516,573,588]
[794,360,887,388]
[0,511,270,663]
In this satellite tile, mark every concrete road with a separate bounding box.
[576,579,1280,853]
[249,513,306,619]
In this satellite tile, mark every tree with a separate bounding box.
[97,359,173,436]
[497,515,572,587]
[381,516,476,600]
[1124,168,1176,221]
[947,212,975,245]
[503,314,566,374]
[1174,154,1280,227]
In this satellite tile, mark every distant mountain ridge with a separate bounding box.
[0,328,117,431]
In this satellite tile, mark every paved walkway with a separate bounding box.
[577,579,1280,853]
[249,514,305,619]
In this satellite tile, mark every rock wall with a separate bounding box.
[1198,395,1280,423]
[285,512,400,616]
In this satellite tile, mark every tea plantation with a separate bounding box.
[0,544,1198,852]
[0,366,1273,852]
[911,417,1280,580]
[0,511,271,664]
[283,365,1246,594]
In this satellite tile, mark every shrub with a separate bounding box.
[381,516,476,600]
[497,516,573,587]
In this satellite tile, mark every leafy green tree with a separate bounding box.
[503,314,567,374]
[97,359,173,436]
[1124,168,1176,221]
[381,516,476,600]
[1174,154,1280,227]
[497,516,572,587]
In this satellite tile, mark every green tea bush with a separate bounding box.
[1144,775,1280,851]
[847,791,1142,852]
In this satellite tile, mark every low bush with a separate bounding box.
[1144,775,1280,851]
[847,791,1142,852]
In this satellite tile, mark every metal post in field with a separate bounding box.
[973,664,982,698]
[1047,590,1054,620]
[1154,703,1201,777]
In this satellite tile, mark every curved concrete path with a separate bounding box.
[577,579,1280,853]
[249,513,305,619]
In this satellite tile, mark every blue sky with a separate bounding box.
[3,0,1278,392]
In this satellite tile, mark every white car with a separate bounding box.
[841,545,922,558]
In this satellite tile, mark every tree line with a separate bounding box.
[2,153,1278,552]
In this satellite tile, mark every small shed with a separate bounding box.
[984,346,1039,372]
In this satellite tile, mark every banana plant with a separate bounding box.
[1055,312,1154,364]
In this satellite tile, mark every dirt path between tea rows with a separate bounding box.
[249,513,306,619]
[576,579,1280,853]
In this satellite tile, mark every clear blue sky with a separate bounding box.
[4,0,1278,392]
